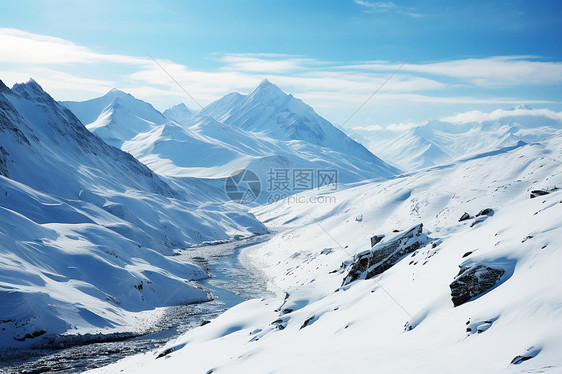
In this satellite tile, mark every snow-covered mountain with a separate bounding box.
[353,107,562,171]
[91,134,562,374]
[63,88,167,147]
[163,103,192,124]
[65,80,400,203]
[199,79,384,162]
[0,79,266,348]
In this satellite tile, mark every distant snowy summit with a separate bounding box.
[163,103,192,124]
[63,88,167,147]
[352,106,562,171]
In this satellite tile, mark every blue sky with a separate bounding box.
[0,0,561,128]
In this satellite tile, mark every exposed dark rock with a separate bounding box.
[510,347,541,365]
[462,251,473,258]
[476,208,493,217]
[530,188,558,199]
[370,234,385,248]
[392,229,400,233]
[450,264,505,307]
[0,145,8,177]
[343,224,429,286]
[530,189,550,198]
[320,248,333,255]
[200,319,211,326]
[300,315,315,329]
[156,347,174,359]
[458,212,471,222]
[271,318,286,330]
[522,235,533,243]
[13,329,46,341]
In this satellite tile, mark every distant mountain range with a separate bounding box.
[349,106,562,171]
[63,79,400,202]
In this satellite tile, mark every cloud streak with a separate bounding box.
[0,28,560,126]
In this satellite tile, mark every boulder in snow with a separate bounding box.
[450,264,505,307]
[476,208,494,217]
[458,212,471,222]
[343,224,429,285]
[370,234,385,248]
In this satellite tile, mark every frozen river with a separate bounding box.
[0,234,273,373]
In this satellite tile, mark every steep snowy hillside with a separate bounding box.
[0,79,266,348]
[163,103,192,124]
[92,135,562,373]
[354,107,562,171]
[62,89,167,147]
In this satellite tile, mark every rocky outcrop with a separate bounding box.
[476,208,493,217]
[530,188,558,199]
[450,264,505,307]
[458,212,471,222]
[370,234,385,248]
[343,224,429,285]
[0,146,8,177]
[510,346,541,365]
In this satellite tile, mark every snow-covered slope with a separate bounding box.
[0,79,266,348]
[354,107,562,171]
[62,89,167,147]
[92,135,562,373]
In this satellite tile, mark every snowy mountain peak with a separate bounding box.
[62,88,166,147]
[248,79,287,102]
[513,104,532,111]
[163,103,192,124]
[11,78,52,102]
[257,78,273,88]
[104,87,134,100]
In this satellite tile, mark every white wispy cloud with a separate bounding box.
[347,56,562,88]
[353,0,422,17]
[219,54,318,73]
[441,107,562,123]
[0,28,559,125]
[0,28,149,65]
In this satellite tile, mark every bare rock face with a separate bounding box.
[530,189,550,198]
[476,208,493,217]
[450,264,505,307]
[370,234,385,248]
[530,188,558,199]
[0,146,8,177]
[458,212,471,222]
[343,224,429,286]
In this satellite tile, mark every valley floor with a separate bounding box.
[0,235,273,373]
